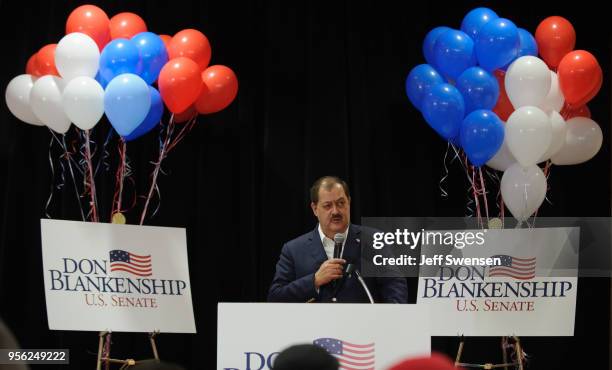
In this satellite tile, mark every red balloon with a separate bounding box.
[168,29,211,71]
[159,34,172,50]
[35,44,59,76]
[389,353,457,370]
[66,5,111,50]
[174,105,198,123]
[26,53,41,76]
[158,57,203,113]
[109,12,147,39]
[558,50,602,106]
[564,103,591,119]
[195,65,239,114]
[492,70,513,121]
[535,16,576,69]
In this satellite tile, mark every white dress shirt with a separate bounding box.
[317,224,349,259]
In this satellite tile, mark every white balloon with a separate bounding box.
[539,71,564,113]
[62,76,104,130]
[551,117,603,165]
[501,163,547,222]
[505,106,551,167]
[505,56,551,108]
[486,136,516,171]
[5,74,43,126]
[538,111,566,162]
[55,32,100,81]
[30,75,71,134]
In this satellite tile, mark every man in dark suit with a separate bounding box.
[268,176,407,303]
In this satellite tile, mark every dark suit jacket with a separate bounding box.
[268,224,408,303]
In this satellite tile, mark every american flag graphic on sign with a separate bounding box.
[314,337,375,370]
[488,255,536,280]
[109,250,152,277]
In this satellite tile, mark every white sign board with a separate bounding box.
[41,219,196,333]
[218,303,430,370]
[417,227,579,336]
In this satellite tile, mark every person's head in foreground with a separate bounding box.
[388,353,461,370]
[273,343,339,370]
[131,361,185,370]
[0,317,28,370]
[310,176,351,239]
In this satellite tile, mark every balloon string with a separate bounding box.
[533,160,553,220]
[470,165,482,228]
[150,182,162,219]
[62,134,86,221]
[111,139,127,218]
[44,136,56,219]
[543,160,553,205]
[439,142,451,198]
[94,127,114,178]
[47,129,86,221]
[83,130,99,222]
[449,144,476,217]
[140,115,175,225]
[479,167,490,222]
[493,170,504,223]
[166,115,198,153]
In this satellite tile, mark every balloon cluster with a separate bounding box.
[6,4,238,140]
[406,8,603,222]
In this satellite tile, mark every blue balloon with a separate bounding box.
[456,67,499,114]
[460,110,504,166]
[500,28,538,71]
[433,29,477,80]
[124,86,163,141]
[405,64,444,111]
[422,26,451,68]
[421,83,465,140]
[131,32,169,85]
[99,39,142,83]
[460,7,499,40]
[475,18,520,71]
[516,28,538,58]
[104,73,151,137]
[95,71,108,89]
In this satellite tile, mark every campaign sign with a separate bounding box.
[417,227,579,336]
[41,219,196,333]
[218,303,431,370]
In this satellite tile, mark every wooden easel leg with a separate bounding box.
[455,336,465,366]
[514,336,524,370]
[104,332,112,370]
[96,331,107,370]
[501,336,508,370]
[149,331,160,361]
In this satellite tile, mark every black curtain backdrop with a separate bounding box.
[0,0,610,368]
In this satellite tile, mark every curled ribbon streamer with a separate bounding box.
[95,128,114,178]
[485,168,504,223]
[449,144,477,217]
[140,115,175,225]
[478,167,490,223]
[439,142,451,198]
[62,135,86,221]
[44,136,56,219]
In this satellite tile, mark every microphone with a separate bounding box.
[330,263,375,304]
[331,234,345,298]
[333,233,345,259]
[344,264,375,304]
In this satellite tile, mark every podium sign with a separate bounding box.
[41,219,196,333]
[218,303,430,370]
